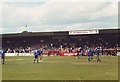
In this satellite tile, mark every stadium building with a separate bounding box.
[2,29,119,49]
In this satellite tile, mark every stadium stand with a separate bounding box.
[1,29,120,56]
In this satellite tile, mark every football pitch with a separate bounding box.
[2,56,118,80]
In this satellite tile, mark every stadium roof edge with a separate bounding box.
[1,29,119,37]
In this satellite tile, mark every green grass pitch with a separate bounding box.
[2,56,118,80]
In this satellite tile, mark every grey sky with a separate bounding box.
[0,0,118,34]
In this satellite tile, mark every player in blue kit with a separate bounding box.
[87,48,93,61]
[34,49,39,63]
[0,48,5,64]
[95,48,101,62]
[38,48,43,61]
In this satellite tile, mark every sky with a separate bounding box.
[0,0,119,34]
